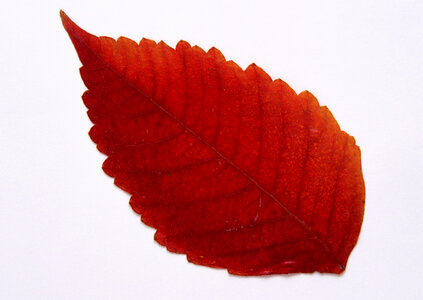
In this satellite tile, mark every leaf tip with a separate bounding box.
[60,10,76,34]
[59,10,71,26]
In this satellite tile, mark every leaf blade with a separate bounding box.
[61,11,365,275]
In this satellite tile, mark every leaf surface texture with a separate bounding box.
[61,11,365,275]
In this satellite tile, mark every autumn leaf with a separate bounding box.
[61,10,365,275]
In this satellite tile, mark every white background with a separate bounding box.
[1,0,422,299]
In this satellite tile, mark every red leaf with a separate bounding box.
[61,11,365,275]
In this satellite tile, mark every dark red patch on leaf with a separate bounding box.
[61,11,365,275]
